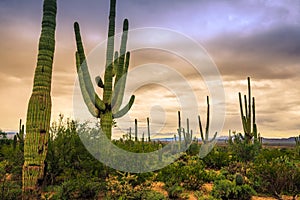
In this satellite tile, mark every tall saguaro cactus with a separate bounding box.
[74,0,134,139]
[22,0,57,199]
[238,77,258,143]
[198,96,217,144]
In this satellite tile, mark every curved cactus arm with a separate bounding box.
[198,115,205,143]
[76,52,99,117]
[112,95,135,119]
[74,22,105,112]
[209,132,218,143]
[239,92,247,134]
[112,50,130,113]
[114,19,128,87]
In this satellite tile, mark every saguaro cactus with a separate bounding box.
[22,0,57,198]
[177,111,193,149]
[74,0,134,139]
[147,117,151,142]
[198,96,217,144]
[135,119,138,142]
[238,77,258,143]
[17,119,25,152]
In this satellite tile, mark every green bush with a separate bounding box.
[157,155,207,191]
[52,177,104,200]
[251,155,300,198]
[212,179,256,200]
[203,146,231,169]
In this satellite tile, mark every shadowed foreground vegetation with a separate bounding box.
[0,117,299,200]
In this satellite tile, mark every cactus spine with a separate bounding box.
[22,0,57,198]
[238,77,258,143]
[74,0,134,139]
[198,96,217,144]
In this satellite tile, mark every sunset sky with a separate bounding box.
[1,0,300,138]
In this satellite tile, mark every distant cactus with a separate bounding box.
[177,111,193,149]
[295,135,300,146]
[135,119,138,142]
[198,96,217,144]
[17,119,25,152]
[239,77,259,143]
[158,143,163,162]
[74,0,134,140]
[22,0,57,198]
[147,117,151,142]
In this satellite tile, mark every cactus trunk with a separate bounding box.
[22,0,57,199]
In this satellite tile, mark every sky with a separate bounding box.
[0,0,300,139]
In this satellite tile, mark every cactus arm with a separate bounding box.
[248,77,251,132]
[112,95,135,118]
[114,19,128,87]
[112,51,119,77]
[210,132,218,143]
[76,52,99,117]
[239,92,247,134]
[112,51,131,113]
[74,22,105,112]
[205,96,210,140]
[198,115,205,143]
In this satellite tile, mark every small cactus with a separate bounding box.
[198,96,217,144]
[238,77,258,143]
[295,135,300,146]
[134,119,138,142]
[147,117,151,142]
[235,173,244,186]
[177,111,193,149]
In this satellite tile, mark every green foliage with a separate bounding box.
[46,116,107,185]
[202,146,232,169]
[229,133,261,162]
[51,177,104,200]
[105,172,159,200]
[0,160,22,200]
[235,173,244,186]
[157,155,207,191]
[251,155,300,198]
[212,179,256,200]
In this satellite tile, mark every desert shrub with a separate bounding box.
[105,172,157,200]
[251,155,300,199]
[235,173,244,186]
[229,136,261,162]
[52,177,104,200]
[212,179,256,200]
[202,146,231,169]
[157,155,207,191]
